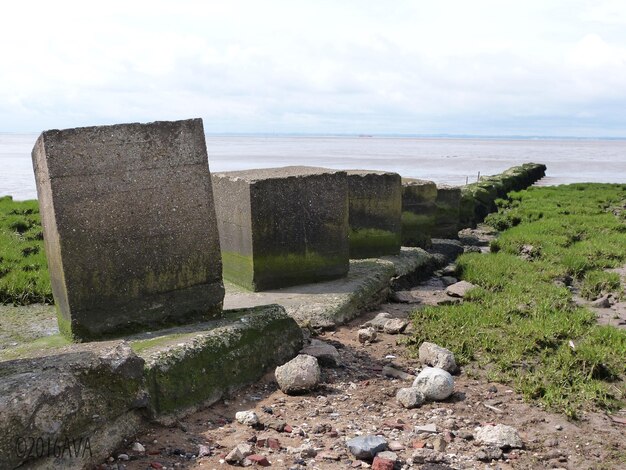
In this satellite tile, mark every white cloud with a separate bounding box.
[0,1,626,135]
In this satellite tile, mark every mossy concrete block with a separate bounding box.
[0,341,146,469]
[136,305,303,417]
[347,170,402,259]
[212,166,349,291]
[224,248,439,329]
[432,185,461,239]
[31,119,224,341]
[401,179,438,248]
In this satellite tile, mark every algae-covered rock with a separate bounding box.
[0,341,146,469]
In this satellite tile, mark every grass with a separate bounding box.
[0,196,52,304]
[408,183,626,418]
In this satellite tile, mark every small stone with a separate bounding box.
[475,446,503,461]
[412,448,446,464]
[412,367,455,401]
[117,454,129,461]
[131,442,145,452]
[440,276,458,286]
[383,319,409,334]
[300,339,341,367]
[555,424,563,431]
[198,445,211,457]
[365,312,392,330]
[372,456,394,470]
[415,423,438,434]
[396,387,425,409]
[455,430,473,440]
[432,436,447,452]
[376,451,397,461]
[275,354,321,394]
[418,342,458,373]
[445,280,476,298]
[226,443,254,463]
[236,410,260,426]
[388,441,405,451]
[346,435,388,460]
[358,327,378,343]
[150,463,163,470]
[475,424,523,449]
[317,450,340,460]
[247,454,271,466]
[591,295,611,308]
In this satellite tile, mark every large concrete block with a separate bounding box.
[212,166,349,291]
[347,170,401,259]
[432,184,462,239]
[32,119,224,341]
[401,178,438,248]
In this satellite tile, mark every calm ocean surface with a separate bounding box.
[1,134,625,200]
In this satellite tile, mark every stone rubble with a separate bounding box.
[275,354,321,394]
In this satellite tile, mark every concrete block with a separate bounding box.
[212,166,349,291]
[32,119,224,341]
[432,184,461,239]
[401,178,437,248]
[347,170,401,258]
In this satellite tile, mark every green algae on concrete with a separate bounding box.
[401,211,435,248]
[137,304,303,416]
[346,170,402,259]
[401,178,438,248]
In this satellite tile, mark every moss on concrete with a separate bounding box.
[401,211,435,248]
[349,228,401,259]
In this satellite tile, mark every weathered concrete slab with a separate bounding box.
[212,166,349,291]
[347,170,402,259]
[0,341,146,470]
[432,184,462,239]
[135,304,302,418]
[32,119,224,341]
[401,179,438,248]
[223,248,438,329]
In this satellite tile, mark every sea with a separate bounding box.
[1,133,625,200]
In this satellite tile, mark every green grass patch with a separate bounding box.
[0,196,52,305]
[409,183,626,418]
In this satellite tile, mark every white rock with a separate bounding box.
[412,367,454,401]
[235,410,259,426]
[225,443,254,463]
[445,280,476,298]
[131,442,145,452]
[117,454,129,461]
[475,424,523,449]
[396,387,425,409]
[418,342,458,373]
[383,318,409,334]
[365,312,392,330]
[358,327,377,343]
[275,354,321,394]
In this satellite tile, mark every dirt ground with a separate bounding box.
[99,235,626,470]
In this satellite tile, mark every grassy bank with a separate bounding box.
[0,196,52,304]
[409,183,626,418]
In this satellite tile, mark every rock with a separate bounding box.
[418,342,458,374]
[346,435,388,460]
[440,276,458,286]
[366,312,392,330]
[412,367,455,401]
[275,354,320,394]
[236,410,260,426]
[132,442,146,452]
[388,441,405,451]
[117,454,130,461]
[246,454,271,466]
[475,424,523,449]
[415,423,438,434]
[225,443,254,463]
[391,290,422,304]
[445,280,476,298]
[432,436,447,452]
[300,339,341,367]
[372,456,394,470]
[383,318,409,334]
[376,451,397,461]
[382,365,415,381]
[475,446,503,461]
[396,387,425,409]
[591,294,611,308]
[412,448,446,464]
[358,327,378,343]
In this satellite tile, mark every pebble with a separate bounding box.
[358,327,378,343]
[275,354,321,394]
[412,367,455,401]
[418,342,458,374]
[236,410,260,426]
[475,424,523,449]
[346,435,388,460]
[131,442,145,452]
[445,280,476,298]
[396,387,425,409]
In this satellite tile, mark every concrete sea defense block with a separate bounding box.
[212,166,349,291]
[347,170,402,259]
[401,178,438,248]
[32,119,224,341]
[432,184,461,239]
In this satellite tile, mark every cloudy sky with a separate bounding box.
[2,0,626,136]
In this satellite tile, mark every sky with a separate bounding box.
[1,0,626,137]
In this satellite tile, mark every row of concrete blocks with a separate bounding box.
[32,118,544,342]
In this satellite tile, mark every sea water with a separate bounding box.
[1,133,625,200]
